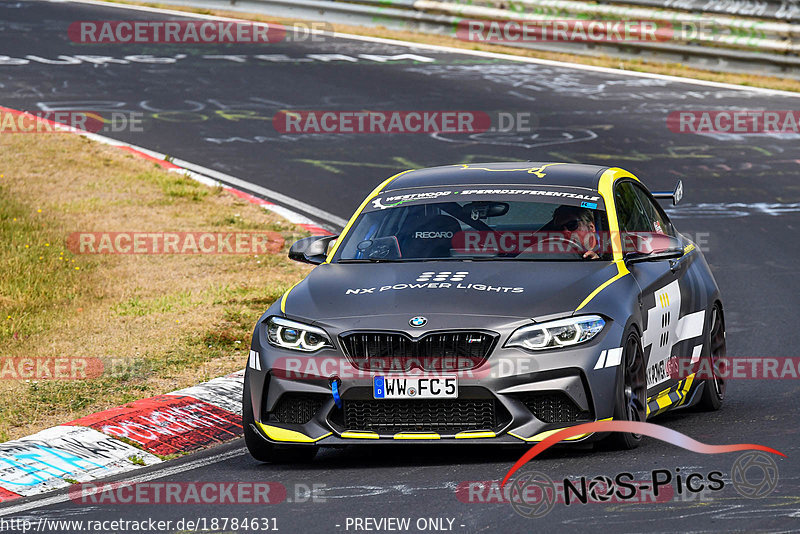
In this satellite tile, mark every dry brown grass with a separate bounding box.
[108,0,800,93]
[0,129,311,441]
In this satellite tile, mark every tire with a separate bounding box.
[608,329,647,450]
[242,369,318,463]
[697,304,726,411]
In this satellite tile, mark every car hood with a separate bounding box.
[281,261,619,322]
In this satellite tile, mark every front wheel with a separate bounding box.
[608,330,647,450]
[242,369,318,463]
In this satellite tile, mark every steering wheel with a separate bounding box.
[356,237,402,260]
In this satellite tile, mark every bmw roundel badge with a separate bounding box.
[409,316,427,328]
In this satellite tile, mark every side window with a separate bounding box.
[631,185,676,237]
[614,182,650,233]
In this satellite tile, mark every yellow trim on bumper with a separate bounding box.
[393,432,441,440]
[256,422,331,443]
[454,431,496,439]
[509,418,612,442]
[341,431,380,439]
[510,430,587,442]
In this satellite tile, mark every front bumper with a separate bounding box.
[246,314,627,446]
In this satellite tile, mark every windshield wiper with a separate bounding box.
[338,258,396,263]
[338,257,467,263]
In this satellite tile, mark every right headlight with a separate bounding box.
[505,315,606,351]
[266,316,333,352]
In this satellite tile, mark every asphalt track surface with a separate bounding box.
[2,1,800,532]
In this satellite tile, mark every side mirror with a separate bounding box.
[288,235,338,265]
[623,233,684,264]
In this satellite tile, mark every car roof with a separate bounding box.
[385,162,611,192]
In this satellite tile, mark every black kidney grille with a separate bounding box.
[271,394,325,424]
[340,332,495,371]
[518,392,591,423]
[343,399,497,434]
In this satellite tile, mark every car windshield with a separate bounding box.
[335,187,613,262]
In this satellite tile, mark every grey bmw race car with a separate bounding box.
[243,162,727,462]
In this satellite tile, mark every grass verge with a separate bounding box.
[0,124,311,442]
[106,0,800,93]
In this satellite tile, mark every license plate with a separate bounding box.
[373,376,457,399]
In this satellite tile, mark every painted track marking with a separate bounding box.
[0,446,247,517]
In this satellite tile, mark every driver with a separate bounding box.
[551,205,600,260]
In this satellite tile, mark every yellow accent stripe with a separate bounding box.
[279,281,301,314]
[393,432,441,440]
[510,418,612,442]
[282,170,414,309]
[455,162,566,178]
[575,269,628,311]
[646,373,696,417]
[598,168,634,262]
[454,431,496,439]
[324,169,414,263]
[513,429,589,442]
[677,374,695,406]
[256,422,331,443]
[574,168,637,311]
[648,386,674,415]
[684,243,696,254]
[529,163,566,178]
[341,431,380,439]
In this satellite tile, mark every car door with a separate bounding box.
[614,180,688,406]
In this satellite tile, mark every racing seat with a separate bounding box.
[399,213,462,259]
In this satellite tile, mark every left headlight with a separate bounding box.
[267,316,333,352]
[505,315,605,351]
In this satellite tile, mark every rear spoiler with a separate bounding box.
[652,180,683,205]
